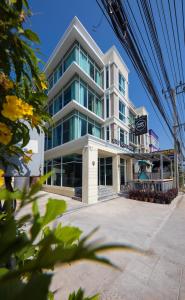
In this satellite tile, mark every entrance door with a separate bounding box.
[120,158,126,187]
[98,157,112,186]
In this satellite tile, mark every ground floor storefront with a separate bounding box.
[44,135,133,203]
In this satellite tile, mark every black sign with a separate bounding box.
[135,115,148,136]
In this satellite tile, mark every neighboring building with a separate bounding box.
[43,17,150,203]
[149,129,160,152]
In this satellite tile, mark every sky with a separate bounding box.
[29,0,174,150]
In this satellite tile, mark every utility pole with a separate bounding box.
[162,82,185,190]
[171,88,179,189]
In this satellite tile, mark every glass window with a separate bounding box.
[93,124,101,138]
[95,68,101,86]
[79,115,87,136]
[63,119,70,143]
[49,101,53,116]
[62,154,82,187]
[59,63,63,77]
[106,126,110,141]
[88,90,95,112]
[53,69,58,84]
[64,46,77,71]
[120,129,125,143]
[88,121,93,135]
[88,59,94,80]
[47,128,52,150]
[44,134,48,151]
[79,50,88,73]
[53,158,61,186]
[48,76,53,90]
[95,97,102,117]
[106,94,109,118]
[119,100,125,122]
[53,124,62,147]
[119,72,126,95]
[64,81,77,106]
[79,82,87,107]
[47,161,52,185]
[54,93,63,115]
[106,65,109,89]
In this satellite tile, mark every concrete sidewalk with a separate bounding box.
[51,193,185,300]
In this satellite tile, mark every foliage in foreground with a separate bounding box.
[0,174,135,300]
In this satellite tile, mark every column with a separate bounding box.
[160,154,163,180]
[112,155,120,193]
[82,145,98,204]
[127,158,133,182]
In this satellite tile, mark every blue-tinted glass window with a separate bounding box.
[63,119,70,143]
[88,90,95,113]
[119,72,125,95]
[49,102,53,116]
[47,128,52,149]
[79,50,88,73]
[79,116,87,136]
[95,69,101,86]
[64,47,77,71]
[79,83,87,107]
[95,97,102,117]
[106,126,110,141]
[119,100,125,122]
[53,124,62,147]
[106,66,109,89]
[54,93,63,114]
[88,59,94,80]
[106,94,109,118]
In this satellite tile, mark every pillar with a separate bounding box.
[127,158,133,182]
[160,154,163,180]
[112,155,120,193]
[82,145,98,204]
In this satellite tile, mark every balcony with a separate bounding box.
[47,62,104,101]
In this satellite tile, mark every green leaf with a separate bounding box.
[68,288,100,300]
[42,199,67,226]
[17,274,52,300]
[24,29,40,43]
[28,172,52,196]
[0,268,9,278]
[54,224,82,245]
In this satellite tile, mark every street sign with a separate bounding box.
[135,115,148,136]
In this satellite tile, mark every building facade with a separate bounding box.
[149,129,160,152]
[44,17,150,203]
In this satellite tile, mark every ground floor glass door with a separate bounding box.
[98,157,112,186]
[120,158,126,186]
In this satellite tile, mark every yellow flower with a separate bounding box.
[39,73,48,90]
[0,169,4,188]
[2,95,33,121]
[22,155,32,164]
[40,81,48,90]
[0,73,14,90]
[22,149,33,164]
[0,122,12,145]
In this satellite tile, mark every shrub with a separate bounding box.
[128,189,178,204]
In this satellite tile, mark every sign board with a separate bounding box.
[112,139,135,152]
[135,115,148,136]
[153,149,175,155]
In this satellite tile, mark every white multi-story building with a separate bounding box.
[43,17,150,203]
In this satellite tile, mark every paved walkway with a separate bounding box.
[49,193,185,300]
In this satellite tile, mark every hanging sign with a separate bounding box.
[135,115,148,136]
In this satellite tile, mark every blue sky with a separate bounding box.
[29,0,174,149]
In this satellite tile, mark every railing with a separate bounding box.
[129,179,173,192]
[133,172,172,180]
